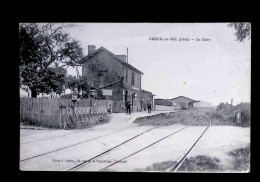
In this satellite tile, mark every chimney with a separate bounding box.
[116,55,127,62]
[88,45,96,55]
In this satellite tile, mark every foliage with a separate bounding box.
[228,23,251,42]
[177,155,221,172]
[210,102,250,126]
[87,59,121,88]
[146,161,177,171]
[88,59,108,77]
[228,145,250,171]
[64,75,78,90]
[19,23,85,97]
[40,67,67,95]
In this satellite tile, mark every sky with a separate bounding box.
[64,23,250,106]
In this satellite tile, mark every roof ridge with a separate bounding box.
[98,78,123,89]
[82,46,143,74]
[171,96,198,102]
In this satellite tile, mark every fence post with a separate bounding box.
[27,98,29,120]
[60,106,62,128]
[40,98,42,124]
[64,108,67,130]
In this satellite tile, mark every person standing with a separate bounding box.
[126,100,131,115]
[147,100,152,113]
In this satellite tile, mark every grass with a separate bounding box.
[134,110,209,126]
[134,107,251,127]
[176,155,221,172]
[21,113,110,130]
[144,155,221,172]
[228,145,250,172]
[143,146,250,172]
[145,161,177,171]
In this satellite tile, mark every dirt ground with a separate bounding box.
[20,110,250,172]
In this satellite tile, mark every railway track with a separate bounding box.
[165,115,211,172]
[68,113,200,171]
[20,115,177,162]
[98,114,211,172]
[21,117,160,145]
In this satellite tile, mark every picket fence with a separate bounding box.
[20,98,113,129]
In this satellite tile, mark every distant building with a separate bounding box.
[154,98,166,106]
[154,99,174,106]
[141,89,156,110]
[170,96,199,109]
[81,45,154,112]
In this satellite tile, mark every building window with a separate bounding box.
[131,72,135,85]
[137,75,139,87]
[126,70,128,83]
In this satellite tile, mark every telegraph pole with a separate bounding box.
[127,47,128,64]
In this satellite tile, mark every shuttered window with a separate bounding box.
[131,72,134,85]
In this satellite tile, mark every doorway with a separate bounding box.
[124,91,128,104]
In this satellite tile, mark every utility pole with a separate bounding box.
[127,48,128,64]
[231,98,233,106]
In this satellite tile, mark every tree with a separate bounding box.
[19,23,85,97]
[64,74,90,98]
[228,23,251,42]
[64,75,79,90]
[40,67,67,95]
[87,59,121,88]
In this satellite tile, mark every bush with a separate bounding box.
[210,102,251,126]
[228,145,250,171]
[176,155,221,172]
[206,112,224,120]
[236,103,250,124]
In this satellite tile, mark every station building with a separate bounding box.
[81,45,154,113]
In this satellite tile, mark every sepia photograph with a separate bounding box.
[19,23,251,172]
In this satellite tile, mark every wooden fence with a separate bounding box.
[20,98,113,128]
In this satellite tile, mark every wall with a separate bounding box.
[82,50,125,86]
[154,99,165,106]
[83,50,142,89]
[124,69,141,89]
[155,105,180,111]
[82,49,143,113]
[142,91,154,110]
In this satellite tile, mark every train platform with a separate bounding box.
[93,110,171,131]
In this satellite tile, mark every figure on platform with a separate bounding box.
[125,100,131,115]
[147,100,152,113]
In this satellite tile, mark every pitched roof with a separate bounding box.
[98,78,123,89]
[141,89,156,96]
[170,96,199,102]
[81,47,144,74]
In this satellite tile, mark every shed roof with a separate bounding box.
[170,96,199,103]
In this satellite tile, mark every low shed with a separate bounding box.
[170,96,199,109]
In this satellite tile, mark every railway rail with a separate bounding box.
[166,115,211,172]
[21,117,160,145]
[97,114,211,172]
[68,113,201,171]
[20,115,177,162]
